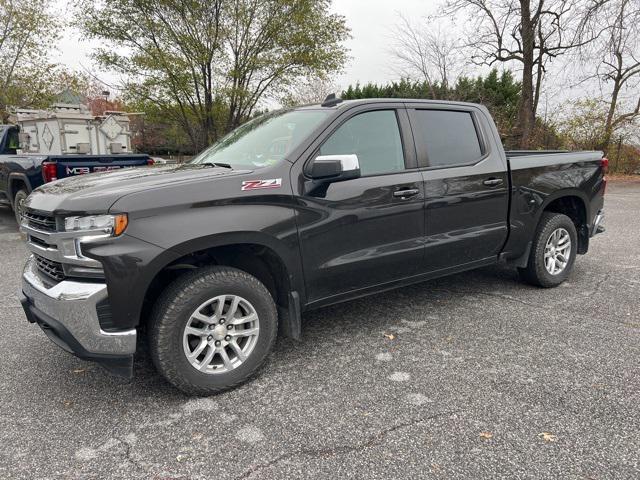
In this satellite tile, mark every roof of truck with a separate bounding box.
[296,97,484,111]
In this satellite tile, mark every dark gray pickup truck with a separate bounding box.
[19,98,606,395]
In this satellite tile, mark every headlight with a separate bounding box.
[64,214,128,236]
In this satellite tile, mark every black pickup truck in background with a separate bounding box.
[18,98,606,395]
[0,124,151,223]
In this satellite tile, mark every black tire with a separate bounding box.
[13,189,28,225]
[518,212,578,288]
[149,266,278,395]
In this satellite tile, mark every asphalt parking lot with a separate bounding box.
[1,181,639,480]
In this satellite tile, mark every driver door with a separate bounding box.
[293,106,426,304]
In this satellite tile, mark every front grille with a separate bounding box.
[23,211,57,232]
[34,254,65,282]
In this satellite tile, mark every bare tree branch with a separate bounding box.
[389,13,463,97]
[441,0,605,147]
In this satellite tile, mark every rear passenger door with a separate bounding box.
[294,106,426,304]
[406,105,509,273]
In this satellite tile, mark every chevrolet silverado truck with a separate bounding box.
[19,98,606,395]
[0,106,152,224]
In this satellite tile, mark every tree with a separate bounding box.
[223,0,348,130]
[342,69,524,145]
[559,98,640,172]
[78,0,349,152]
[390,13,463,96]
[0,0,60,119]
[280,74,340,106]
[581,0,640,151]
[443,0,603,148]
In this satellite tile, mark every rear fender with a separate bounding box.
[537,189,591,228]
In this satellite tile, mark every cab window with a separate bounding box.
[412,110,483,167]
[320,110,405,176]
[5,128,19,154]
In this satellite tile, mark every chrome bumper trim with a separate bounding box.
[22,256,136,356]
[592,210,605,236]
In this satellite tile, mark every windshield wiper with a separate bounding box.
[201,162,233,169]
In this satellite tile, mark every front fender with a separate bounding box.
[90,197,303,329]
[124,200,302,286]
[82,233,182,330]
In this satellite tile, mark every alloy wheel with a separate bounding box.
[544,227,572,275]
[182,294,260,374]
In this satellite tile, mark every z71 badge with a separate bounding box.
[241,178,282,191]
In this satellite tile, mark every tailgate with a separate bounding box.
[50,154,150,178]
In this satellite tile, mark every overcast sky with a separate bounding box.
[51,0,605,116]
[331,0,438,88]
[53,0,438,91]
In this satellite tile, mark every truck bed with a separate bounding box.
[506,150,603,169]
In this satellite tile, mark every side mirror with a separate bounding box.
[309,154,360,182]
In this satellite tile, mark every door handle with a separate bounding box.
[483,178,504,187]
[393,188,420,198]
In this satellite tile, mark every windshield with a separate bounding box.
[190,109,329,168]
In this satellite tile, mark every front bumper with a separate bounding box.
[20,255,136,377]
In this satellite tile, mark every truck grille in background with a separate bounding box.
[22,211,57,232]
[34,255,65,282]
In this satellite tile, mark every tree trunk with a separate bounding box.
[518,0,536,149]
[601,77,621,153]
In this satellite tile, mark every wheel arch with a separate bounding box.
[539,190,590,254]
[139,233,304,339]
[8,173,32,207]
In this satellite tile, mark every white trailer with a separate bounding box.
[11,103,134,156]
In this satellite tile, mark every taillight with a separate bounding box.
[601,157,609,173]
[147,158,155,166]
[42,162,57,182]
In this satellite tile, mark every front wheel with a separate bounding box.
[518,212,578,288]
[13,189,28,225]
[149,266,278,395]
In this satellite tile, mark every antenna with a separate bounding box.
[321,93,343,107]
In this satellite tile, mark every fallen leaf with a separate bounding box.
[383,333,395,340]
[72,368,86,374]
[63,400,73,408]
[176,454,189,462]
[539,432,557,442]
[479,431,493,439]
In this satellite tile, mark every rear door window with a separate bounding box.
[412,110,483,167]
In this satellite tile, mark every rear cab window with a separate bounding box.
[410,110,484,168]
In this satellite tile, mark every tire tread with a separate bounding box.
[518,212,577,288]
[149,266,277,396]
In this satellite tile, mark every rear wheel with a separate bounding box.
[13,189,28,225]
[518,212,577,288]
[149,266,278,395]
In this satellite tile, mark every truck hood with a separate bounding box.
[25,164,251,214]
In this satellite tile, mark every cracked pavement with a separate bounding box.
[1,180,639,479]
